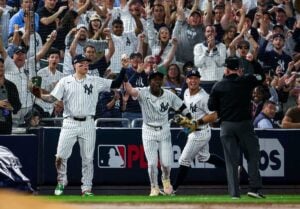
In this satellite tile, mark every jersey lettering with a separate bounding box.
[84,84,93,95]
[160,102,169,112]
[190,103,197,113]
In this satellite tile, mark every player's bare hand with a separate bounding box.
[138,33,145,42]
[113,90,121,100]
[103,28,111,37]
[58,6,68,13]
[14,24,19,32]
[137,63,145,73]
[176,7,184,20]
[0,100,13,111]
[145,2,152,17]
[50,30,57,41]
[121,54,130,68]
[31,86,42,98]
[171,37,178,45]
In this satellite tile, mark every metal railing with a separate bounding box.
[41,117,64,127]
[131,118,143,128]
[40,117,133,128]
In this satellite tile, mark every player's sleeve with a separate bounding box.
[50,78,65,100]
[171,92,184,111]
[97,77,113,92]
[202,93,215,114]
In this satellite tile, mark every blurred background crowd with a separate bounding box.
[0,0,300,133]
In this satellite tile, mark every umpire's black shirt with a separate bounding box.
[208,73,262,122]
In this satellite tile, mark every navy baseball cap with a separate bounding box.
[73,54,91,64]
[272,33,285,40]
[224,56,241,71]
[13,45,27,54]
[148,71,164,80]
[186,69,201,78]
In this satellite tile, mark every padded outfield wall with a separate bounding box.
[0,128,299,188]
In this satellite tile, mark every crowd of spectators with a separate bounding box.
[0,0,300,133]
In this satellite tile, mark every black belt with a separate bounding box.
[68,116,94,121]
[145,123,162,131]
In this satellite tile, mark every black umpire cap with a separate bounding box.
[224,56,241,71]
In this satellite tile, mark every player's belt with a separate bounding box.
[145,123,162,131]
[68,116,94,121]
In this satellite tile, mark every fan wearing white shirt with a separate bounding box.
[35,48,64,116]
[108,18,142,73]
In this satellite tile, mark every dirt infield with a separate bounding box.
[65,203,299,209]
[1,190,299,209]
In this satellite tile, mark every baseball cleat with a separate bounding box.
[54,183,64,196]
[149,187,160,196]
[82,191,94,197]
[247,191,266,199]
[162,179,173,195]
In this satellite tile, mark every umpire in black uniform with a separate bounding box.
[208,56,265,199]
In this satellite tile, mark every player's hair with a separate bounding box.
[112,18,123,26]
[46,47,60,58]
[83,45,96,52]
[205,24,216,32]
[263,100,276,108]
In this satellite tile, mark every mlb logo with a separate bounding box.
[97,145,126,168]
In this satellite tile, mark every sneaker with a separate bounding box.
[81,191,94,197]
[232,196,241,200]
[162,179,173,195]
[247,191,266,199]
[54,183,64,196]
[170,190,177,196]
[149,187,160,197]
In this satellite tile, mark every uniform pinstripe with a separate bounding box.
[51,74,112,192]
[137,87,183,188]
[179,88,213,167]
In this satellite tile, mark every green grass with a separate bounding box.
[42,195,300,204]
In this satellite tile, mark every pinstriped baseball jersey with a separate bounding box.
[51,75,112,117]
[184,88,214,132]
[137,87,184,126]
[136,86,183,190]
[179,88,213,167]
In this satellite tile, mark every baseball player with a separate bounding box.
[124,71,192,196]
[172,69,220,193]
[36,54,127,196]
